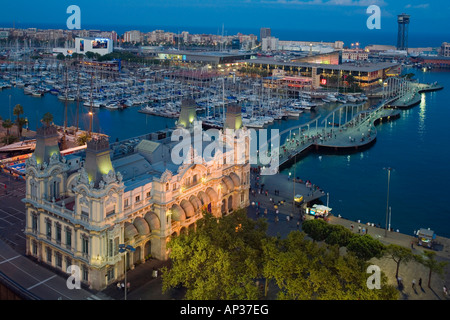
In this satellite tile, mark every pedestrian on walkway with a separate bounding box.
[297,221,300,230]
[444,286,448,296]
[350,224,354,231]
[412,279,416,290]
[358,226,361,233]
[411,241,414,249]
[419,278,422,288]
[127,282,130,292]
[362,227,365,234]
[117,282,121,290]
[121,282,125,290]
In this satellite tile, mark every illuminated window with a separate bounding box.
[135,195,140,203]
[124,199,129,207]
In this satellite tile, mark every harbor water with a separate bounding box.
[0,68,449,237]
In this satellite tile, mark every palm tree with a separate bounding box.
[13,104,24,137]
[42,112,54,126]
[17,118,28,138]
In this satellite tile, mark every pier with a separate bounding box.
[257,96,403,171]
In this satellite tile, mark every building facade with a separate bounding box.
[23,107,250,291]
[441,42,450,57]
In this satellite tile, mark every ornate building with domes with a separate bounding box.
[23,101,250,290]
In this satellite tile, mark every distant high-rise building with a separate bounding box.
[397,14,410,50]
[261,37,278,51]
[441,42,450,57]
[231,38,240,50]
[260,28,271,42]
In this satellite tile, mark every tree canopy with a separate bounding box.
[161,211,398,300]
[161,210,268,300]
[262,231,398,300]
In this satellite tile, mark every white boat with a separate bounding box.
[105,103,119,110]
[346,95,357,103]
[58,95,75,101]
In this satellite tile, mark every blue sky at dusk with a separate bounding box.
[1,0,448,46]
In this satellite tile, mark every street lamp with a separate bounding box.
[119,244,136,300]
[383,167,393,237]
[326,193,329,208]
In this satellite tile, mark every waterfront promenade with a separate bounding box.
[272,100,401,171]
[246,170,450,300]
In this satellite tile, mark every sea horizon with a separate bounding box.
[0,22,448,49]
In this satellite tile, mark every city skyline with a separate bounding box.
[0,0,448,47]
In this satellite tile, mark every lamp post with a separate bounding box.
[119,244,136,300]
[383,167,393,237]
[326,193,329,208]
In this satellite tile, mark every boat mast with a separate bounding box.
[89,73,94,136]
[75,65,80,132]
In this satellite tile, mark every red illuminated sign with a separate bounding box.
[321,79,327,85]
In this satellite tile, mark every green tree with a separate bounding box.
[325,224,355,248]
[385,244,415,279]
[56,53,65,60]
[161,210,268,300]
[77,132,90,146]
[13,104,24,137]
[302,219,330,242]
[42,112,54,126]
[262,231,398,300]
[346,234,386,261]
[414,251,448,288]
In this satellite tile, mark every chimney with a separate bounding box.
[177,98,197,129]
[33,125,61,165]
[225,103,242,130]
[85,136,114,187]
